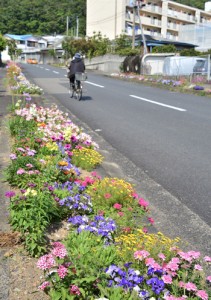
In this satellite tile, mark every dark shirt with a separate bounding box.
[68,58,85,77]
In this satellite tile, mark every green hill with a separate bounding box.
[0,0,208,36]
[173,0,206,9]
[0,0,86,36]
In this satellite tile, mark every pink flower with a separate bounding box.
[69,285,80,295]
[179,281,185,288]
[184,282,197,291]
[138,198,149,208]
[118,211,124,217]
[166,261,179,272]
[145,257,155,266]
[134,250,150,260]
[158,253,166,261]
[26,163,33,168]
[51,242,67,259]
[38,281,50,290]
[104,193,111,199]
[188,250,201,259]
[162,275,172,284]
[148,217,154,225]
[194,264,203,271]
[178,251,192,262]
[206,276,211,283]
[195,290,208,300]
[57,265,68,278]
[113,203,122,210]
[171,257,180,263]
[17,168,25,174]
[132,192,139,199]
[37,254,56,270]
[142,227,148,233]
[204,256,211,263]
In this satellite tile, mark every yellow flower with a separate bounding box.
[58,161,68,166]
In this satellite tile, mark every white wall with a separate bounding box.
[86,0,126,39]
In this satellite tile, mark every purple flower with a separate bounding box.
[5,191,16,198]
[25,94,31,101]
[146,277,165,295]
[194,85,204,90]
[27,150,36,156]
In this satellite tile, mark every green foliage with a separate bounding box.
[8,115,37,137]
[9,190,60,256]
[44,231,120,299]
[63,32,110,59]
[0,34,7,65]
[0,34,7,52]
[5,155,40,188]
[116,48,140,56]
[152,44,177,53]
[172,0,206,10]
[7,39,22,60]
[0,0,86,36]
[180,48,201,56]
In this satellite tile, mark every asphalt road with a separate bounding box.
[21,63,211,254]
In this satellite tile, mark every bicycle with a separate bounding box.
[70,72,87,101]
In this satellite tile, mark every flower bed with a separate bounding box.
[110,72,211,97]
[4,63,211,300]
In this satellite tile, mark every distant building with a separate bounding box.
[86,0,211,43]
[3,34,65,64]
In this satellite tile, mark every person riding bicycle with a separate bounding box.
[68,53,85,91]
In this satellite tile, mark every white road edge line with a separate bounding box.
[130,95,187,112]
[86,81,104,88]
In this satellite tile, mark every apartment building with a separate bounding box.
[86,0,211,42]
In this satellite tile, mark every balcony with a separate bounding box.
[167,10,196,23]
[142,4,162,15]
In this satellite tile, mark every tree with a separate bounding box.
[0,0,86,36]
[152,44,177,53]
[0,34,7,66]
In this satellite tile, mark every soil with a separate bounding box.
[1,221,70,300]
[0,170,91,300]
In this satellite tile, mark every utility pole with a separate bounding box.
[114,0,117,38]
[76,16,79,38]
[66,16,69,36]
[132,5,136,49]
[136,0,148,55]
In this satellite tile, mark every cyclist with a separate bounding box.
[67,53,85,94]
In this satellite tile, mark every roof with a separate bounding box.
[5,34,33,41]
[134,34,197,48]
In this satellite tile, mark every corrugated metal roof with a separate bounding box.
[5,34,33,41]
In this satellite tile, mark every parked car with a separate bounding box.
[27,58,38,64]
[193,58,210,75]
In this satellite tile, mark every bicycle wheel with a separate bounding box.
[70,84,75,98]
[76,83,82,101]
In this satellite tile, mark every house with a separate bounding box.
[3,34,65,64]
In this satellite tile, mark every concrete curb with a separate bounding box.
[0,67,12,300]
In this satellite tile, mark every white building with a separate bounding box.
[86,0,211,42]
